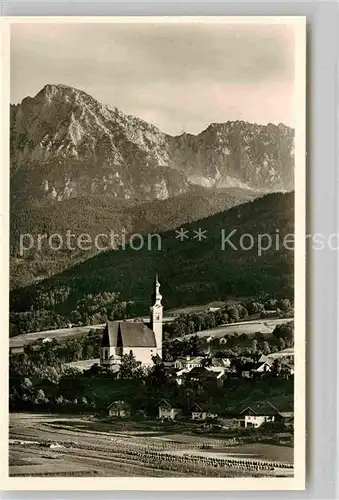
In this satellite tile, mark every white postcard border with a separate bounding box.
[0,15,306,492]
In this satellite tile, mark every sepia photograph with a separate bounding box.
[2,16,306,490]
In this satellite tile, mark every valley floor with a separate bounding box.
[9,413,293,478]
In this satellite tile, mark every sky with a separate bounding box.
[10,21,296,136]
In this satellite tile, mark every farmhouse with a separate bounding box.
[100,276,163,368]
[107,400,131,418]
[240,402,278,428]
[157,399,181,420]
[190,403,219,421]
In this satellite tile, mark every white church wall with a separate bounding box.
[123,347,156,366]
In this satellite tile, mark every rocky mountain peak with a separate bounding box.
[10,84,294,204]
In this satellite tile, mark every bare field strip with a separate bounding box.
[9,324,105,349]
[9,413,293,478]
[180,318,293,340]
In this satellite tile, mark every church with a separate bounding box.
[100,275,163,368]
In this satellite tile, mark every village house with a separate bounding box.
[240,360,273,378]
[174,355,204,371]
[276,411,294,428]
[179,366,226,389]
[157,399,181,420]
[207,357,231,370]
[239,402,279,428]
[107,400,131,418]
[252,360,273,375]
[190,403,219,421]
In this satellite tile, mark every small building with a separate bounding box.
[157,399,181,420]
[174,355,204,370]
[181,367,226,389]
[240,360,272,378]
[190,403,219,421]
[107,400,131,418]
[252,360,273,375]
[208,357,231,369]
[240,402,278,428]
[276,411,294,428]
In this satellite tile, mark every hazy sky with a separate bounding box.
[11,22,295,135]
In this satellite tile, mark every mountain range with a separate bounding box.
[11,84,294,202]
[10,84,295,289]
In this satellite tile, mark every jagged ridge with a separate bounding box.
[11,84,294,204]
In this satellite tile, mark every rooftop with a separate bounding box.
[102,321,156,348]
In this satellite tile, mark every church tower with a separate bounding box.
[150,274,163,359]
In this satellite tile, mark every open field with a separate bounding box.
[9,324,105,351]
[165,301,230,316]
[180,318,293,341]
[9,413,293,478]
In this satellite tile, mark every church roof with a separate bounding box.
[102,321,156,348]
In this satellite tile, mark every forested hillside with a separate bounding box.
[10,191,294,335]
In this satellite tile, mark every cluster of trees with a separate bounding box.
[165,304,247,339]
[272,321,294,341]
[10,291,135,336]
[9,310,68,337]
[19,329,102,365]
